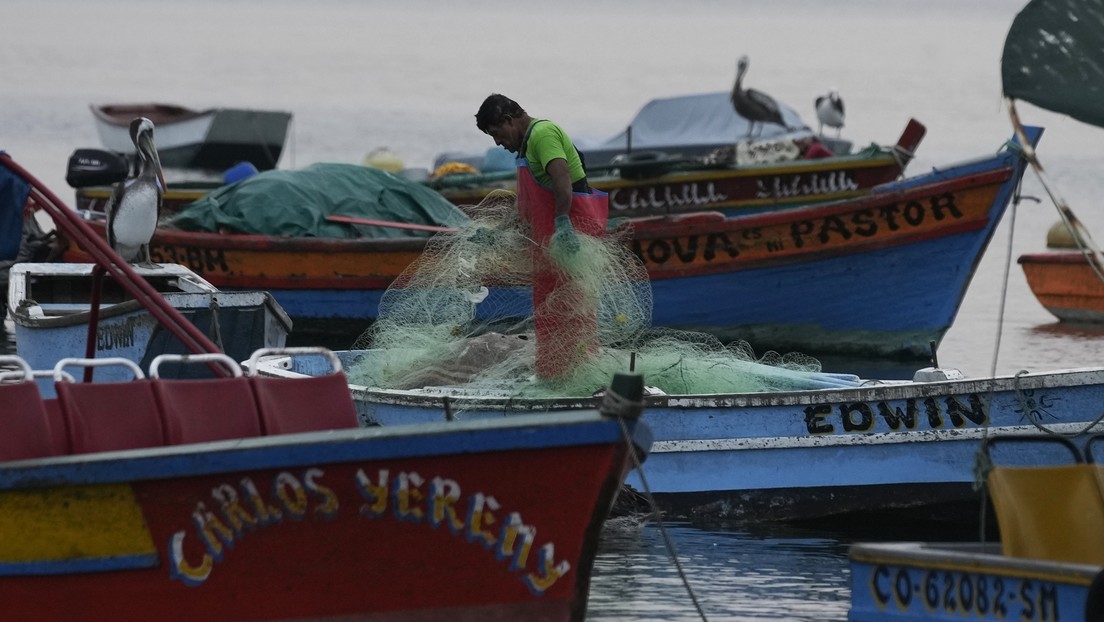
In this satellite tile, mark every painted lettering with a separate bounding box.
[704,233,739,261]
[356,468,389,517]
[304,468,339,519]
[497,512,536,571]
[96,320,137,351]
[429,476,465,533]
[171,467,570,594]
[149,245,230,274]
[466,492,501,548]
[274,471,309,520]
[876,401,919,430]
[394,471,425,523]
[609,181,728,213]
[523,543,572,595]
[872,567,1056,621]
[755,171,860,200]
[839,403,874,432]
[211,483,258,534]
[804,404,834,434]
[805,394,991,435]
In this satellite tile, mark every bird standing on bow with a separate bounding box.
[107,117,165,266]
[730,55,787,138]
[816,89,845,137]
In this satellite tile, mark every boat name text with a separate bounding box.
[804,393,988,434]
[96,317,139,351]
[168,467,569,594]
[150,245,230,274]
[633,192,964,266]
[609,182,728,213]
[754,171,860,200]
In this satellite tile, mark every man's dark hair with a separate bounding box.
[475,94,525,133]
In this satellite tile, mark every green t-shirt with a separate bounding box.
[523,120,586,187]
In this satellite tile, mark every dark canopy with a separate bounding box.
[1002,0,1104,129]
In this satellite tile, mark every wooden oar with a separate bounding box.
[325,214,460,233]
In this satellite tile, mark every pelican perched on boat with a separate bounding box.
[107,117,165,265]
[816,89,845,136]
[730,55,787,138]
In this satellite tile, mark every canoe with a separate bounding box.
[7,262,292,397]
[57,125,1037,359]
[0,150,653,622]
[252,349,1104,523]
[90,103,292,172]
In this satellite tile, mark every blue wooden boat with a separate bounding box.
[850,3,1104,617]
[252,348,1104,523]
[848,435,1104,621]
[7,262,291,397]
[57,125,1038,359]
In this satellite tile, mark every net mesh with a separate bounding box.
[349,191,861,398]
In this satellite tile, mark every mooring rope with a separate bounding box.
[616,416,709,622]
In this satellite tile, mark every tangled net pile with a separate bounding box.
[349,191,861,398]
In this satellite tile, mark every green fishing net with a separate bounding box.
[349,190,861,398]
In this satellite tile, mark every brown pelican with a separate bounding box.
[107,117,165,265]
[816,89,845,136]
[730,55,787,138]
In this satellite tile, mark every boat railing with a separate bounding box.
[0,348,360,463]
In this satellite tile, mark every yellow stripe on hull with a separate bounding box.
[0,484,155,562]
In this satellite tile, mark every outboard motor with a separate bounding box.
[65,149,128,188]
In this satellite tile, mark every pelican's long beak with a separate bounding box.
[138,130,166,193]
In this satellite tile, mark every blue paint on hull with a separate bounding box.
[249,129,1037,359]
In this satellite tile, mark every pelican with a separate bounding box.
[107,117,165,265]
[816,89,845,136]
[730,55,787,138]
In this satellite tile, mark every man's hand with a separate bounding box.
[551,214,580,253]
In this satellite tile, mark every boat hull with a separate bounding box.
[849,542,1102,622]
[259,349,1104,523]
[0,411,650,621]
[62,127,1036,359]
[91,104,292,172]
[1019,251,1104,322]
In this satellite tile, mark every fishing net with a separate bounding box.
[349,191,862,398]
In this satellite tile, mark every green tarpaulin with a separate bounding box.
[167,163,471,238]
[1002,0,1104,129]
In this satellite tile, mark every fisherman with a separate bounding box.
[474,94,608,380]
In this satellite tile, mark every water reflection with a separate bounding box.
[587,520,852,621]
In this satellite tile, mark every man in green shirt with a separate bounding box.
[475,94,590,245]
[475,94,608,380]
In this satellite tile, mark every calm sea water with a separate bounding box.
[4,0,1103,619]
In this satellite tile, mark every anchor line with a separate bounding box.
[616,416,709,622]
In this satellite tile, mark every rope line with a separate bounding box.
[616,416,709,622]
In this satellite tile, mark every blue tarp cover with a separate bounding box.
[594,91,810,152]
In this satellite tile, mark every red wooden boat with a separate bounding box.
[0,151,653,622]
